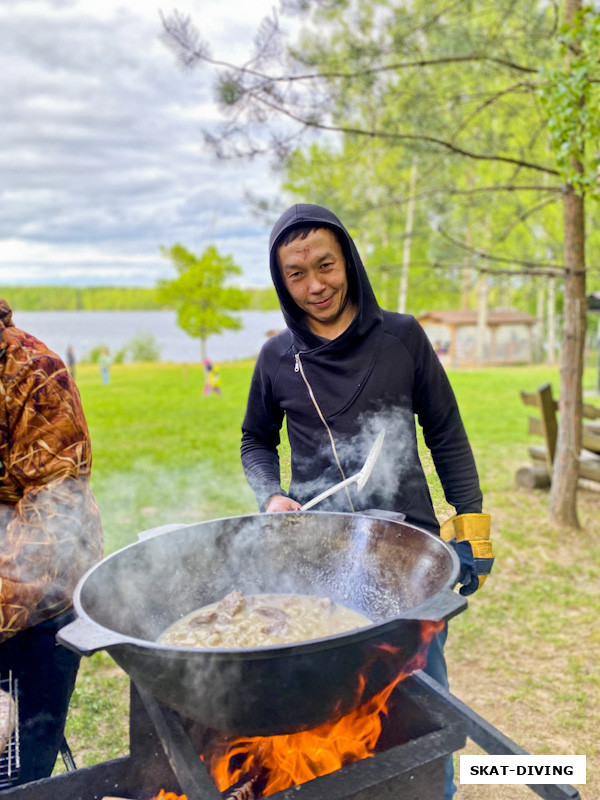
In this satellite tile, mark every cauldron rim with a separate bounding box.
[67,510,462,658]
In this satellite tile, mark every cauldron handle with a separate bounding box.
[57,616,132,656]
[406,588,468,622]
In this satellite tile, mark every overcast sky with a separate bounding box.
[1,0,291,288]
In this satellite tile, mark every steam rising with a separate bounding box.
[0,476,102,640]
[287,405,422,515]
[69,511,457,733]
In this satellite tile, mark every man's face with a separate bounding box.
[277,227,356,338]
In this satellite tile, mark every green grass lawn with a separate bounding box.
[56,360,598,799]
[79,361,260,553]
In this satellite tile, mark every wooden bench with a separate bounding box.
[515,382,600,489]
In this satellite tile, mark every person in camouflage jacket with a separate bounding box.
[0,299,103,783]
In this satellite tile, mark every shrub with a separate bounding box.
[125,331,161,363]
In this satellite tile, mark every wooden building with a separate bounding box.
[417,309,538,367]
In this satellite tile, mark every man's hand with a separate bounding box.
[266,494,301,512]
[441,513,494,596]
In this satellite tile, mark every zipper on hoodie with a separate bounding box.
[294,352,355,512]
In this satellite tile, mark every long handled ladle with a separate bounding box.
[300,429,385,511]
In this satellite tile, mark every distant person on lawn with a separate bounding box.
[66,345,76,380]
[99,347,111,385]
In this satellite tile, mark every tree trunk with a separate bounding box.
[549,186,585,527]
[534,279,545,363]
[398,158,417,314]
[548,0,586,528]
[546,276,557,364]
[476,271,488,365]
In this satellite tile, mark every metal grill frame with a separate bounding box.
[0,672,20,789]
[0,673,583,800]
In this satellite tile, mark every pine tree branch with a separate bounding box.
[436,226,565,271]
[244,90,560,175]
[370,185,561,212]
[428,260,563,277]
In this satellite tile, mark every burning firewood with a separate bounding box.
[221,766,269,800]
[222,777,255,799]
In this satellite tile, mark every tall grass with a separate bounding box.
[57,361,598,799]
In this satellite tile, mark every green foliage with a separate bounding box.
[2,286,161,311]
[80,334,160,366]
[124,331,161,362]
[538,6,600,196]
[157,244,250,350]
[2,284,278,312]
[217,75,245,106]
[244,286,280,310]
[82,343,111,365]
[273,0,586,317]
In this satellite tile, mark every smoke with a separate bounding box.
[93,459,257,555]
[354,406,419,506]
[285,404,421,513]
[70,509,449,735]
[0,476,103,640]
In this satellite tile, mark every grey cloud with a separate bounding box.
[1,2,281,286]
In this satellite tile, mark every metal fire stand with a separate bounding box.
[415,671,581,800]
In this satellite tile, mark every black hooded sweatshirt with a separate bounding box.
[240,204,482,533]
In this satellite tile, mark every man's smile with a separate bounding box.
[313,296,334,307]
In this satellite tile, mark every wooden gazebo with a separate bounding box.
[417,309,537,367]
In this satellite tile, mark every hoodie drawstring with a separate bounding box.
[294,353,355,512]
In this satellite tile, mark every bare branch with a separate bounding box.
[496,195,560,242]
[428,260,563,277]
[177,47,540,85]
[242,90,560,175]
[451,81,537,138]
[362,184,561,216]
[437,226,565,271]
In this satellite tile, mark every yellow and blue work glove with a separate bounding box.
[440,513,494,596]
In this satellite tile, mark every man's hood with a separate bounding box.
[269,204,384,420]
[269,204,382,351]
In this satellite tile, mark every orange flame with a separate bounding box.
[150,791,187,800]
[202,620,443,797]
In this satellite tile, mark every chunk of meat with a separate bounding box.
[217,591,245,619]
[189,611,218,627]
[318,597,336,614]
[253,606,288,622]
[261,620,289,637]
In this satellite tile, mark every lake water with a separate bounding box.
[10,309,286,364]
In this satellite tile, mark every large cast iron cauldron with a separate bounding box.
[58,511,467,736]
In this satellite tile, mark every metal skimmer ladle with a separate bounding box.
[300,429,385,511]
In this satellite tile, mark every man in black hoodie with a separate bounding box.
[241,204,493,798]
